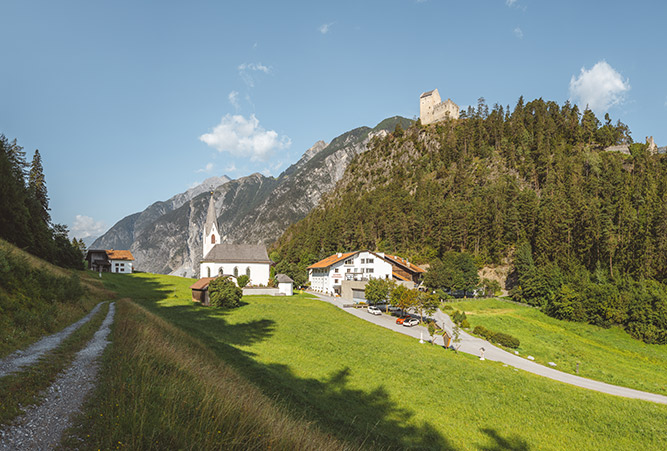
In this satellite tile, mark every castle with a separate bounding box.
[419,89,459,124]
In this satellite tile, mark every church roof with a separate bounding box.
[204,193,219,236]
[420,90,435,98]
[202,244,272,264]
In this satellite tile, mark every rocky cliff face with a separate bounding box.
[91,116,411,277]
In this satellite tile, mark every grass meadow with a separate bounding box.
[74,273,667,450]
[450,298,667,396]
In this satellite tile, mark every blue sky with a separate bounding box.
[1,0,666,239]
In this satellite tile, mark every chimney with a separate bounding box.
[337,253,342,258]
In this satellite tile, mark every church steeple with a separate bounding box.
[203,192,220,259]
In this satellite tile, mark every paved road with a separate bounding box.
[310,292,667,405]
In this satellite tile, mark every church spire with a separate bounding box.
[202,192,220,261]
[204,192,219,236]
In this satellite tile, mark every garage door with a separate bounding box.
[352,289,366,302]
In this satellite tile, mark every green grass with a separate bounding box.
[450,298,667,395]
[0,302,109,426]
[0,238,108,358]
[91,273,667,450]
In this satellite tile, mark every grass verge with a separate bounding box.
[59,298,352,450]
[0,302,109,426]
[451,298,667,395]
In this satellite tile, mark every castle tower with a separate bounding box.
[420,88,459,124]
[202,193,220,260]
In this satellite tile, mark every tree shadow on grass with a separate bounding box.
[118,275,456,449]
[479,428,530,451]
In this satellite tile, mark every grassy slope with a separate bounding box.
[450,298,667,395]
[100,273,667,450]
[0,239,108,357]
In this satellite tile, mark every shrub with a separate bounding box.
[472,325,520,348]
[236,275,250,288]
[460,319,470,329]
[209,277,242,308]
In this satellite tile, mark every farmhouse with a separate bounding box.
[199,194,272,285]
[307,251,425,300]
[85,249,134,273]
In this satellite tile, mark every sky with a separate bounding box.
[1,0,666,240]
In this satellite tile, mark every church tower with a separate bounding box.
[202,193,220,260]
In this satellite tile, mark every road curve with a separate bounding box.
[310,292,667,405]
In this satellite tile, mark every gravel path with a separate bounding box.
[0,302,104,378]
[0,302,115,450]
[311,292,667,405]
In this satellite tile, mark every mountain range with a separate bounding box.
[91,116,412,277]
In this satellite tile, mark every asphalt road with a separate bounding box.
[310,291,667,405]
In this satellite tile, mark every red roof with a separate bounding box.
[383,254,425,273]
[190,277,216,290]
[106,249,135,261]
[307,252,357,269]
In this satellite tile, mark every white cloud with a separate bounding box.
[569,61,630,112]
[319,22,334,34]
[71,215,106,238]
[513,27,523,38]
[238,62,271,88]
[228,91,240,109]
[224,163,237,173]
[506,0,517,6]
[197,162,214,173]
[199,114,291,162]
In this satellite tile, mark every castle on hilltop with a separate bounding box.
[419,89,459,124]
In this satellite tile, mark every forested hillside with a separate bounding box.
[0,135,84,269]
[272,98,667,343]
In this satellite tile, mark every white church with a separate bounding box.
[199,194,272,286]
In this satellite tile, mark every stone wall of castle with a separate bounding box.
[419,88,459,124]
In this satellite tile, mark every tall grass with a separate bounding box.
[60,298,352,450]
[0,239,104,357]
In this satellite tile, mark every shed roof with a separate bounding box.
[275,273,294,283]
[202,244,272,264]
[190,277,216,290]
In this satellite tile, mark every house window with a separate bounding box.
[366,268,374,273]
[334,268,339,273]
[211,235,216,244]
[344,258,353,265]
[233,266,239,277]
[347,268,351,273]
[367,258,374,264]
[246,267,251,277]
[207,267,211,277]
[219,267,224,276]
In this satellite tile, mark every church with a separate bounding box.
[199,194,272,285]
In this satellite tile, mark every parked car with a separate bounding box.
[388,306,401,312]
[395,315,411,325]
[367,305,382,315]
[402,318,419,327]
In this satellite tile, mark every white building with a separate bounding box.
[199,194,272,286]
[276,273,294,296]
[307,251,424,298]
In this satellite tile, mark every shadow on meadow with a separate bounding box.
[479,428,530,450]
[113,274,531,450]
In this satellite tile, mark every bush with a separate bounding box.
[451,310,467,326]
[209,277,242,308]
[236,275,250,288]
[460,319,470,329]
[472,325,520,348]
